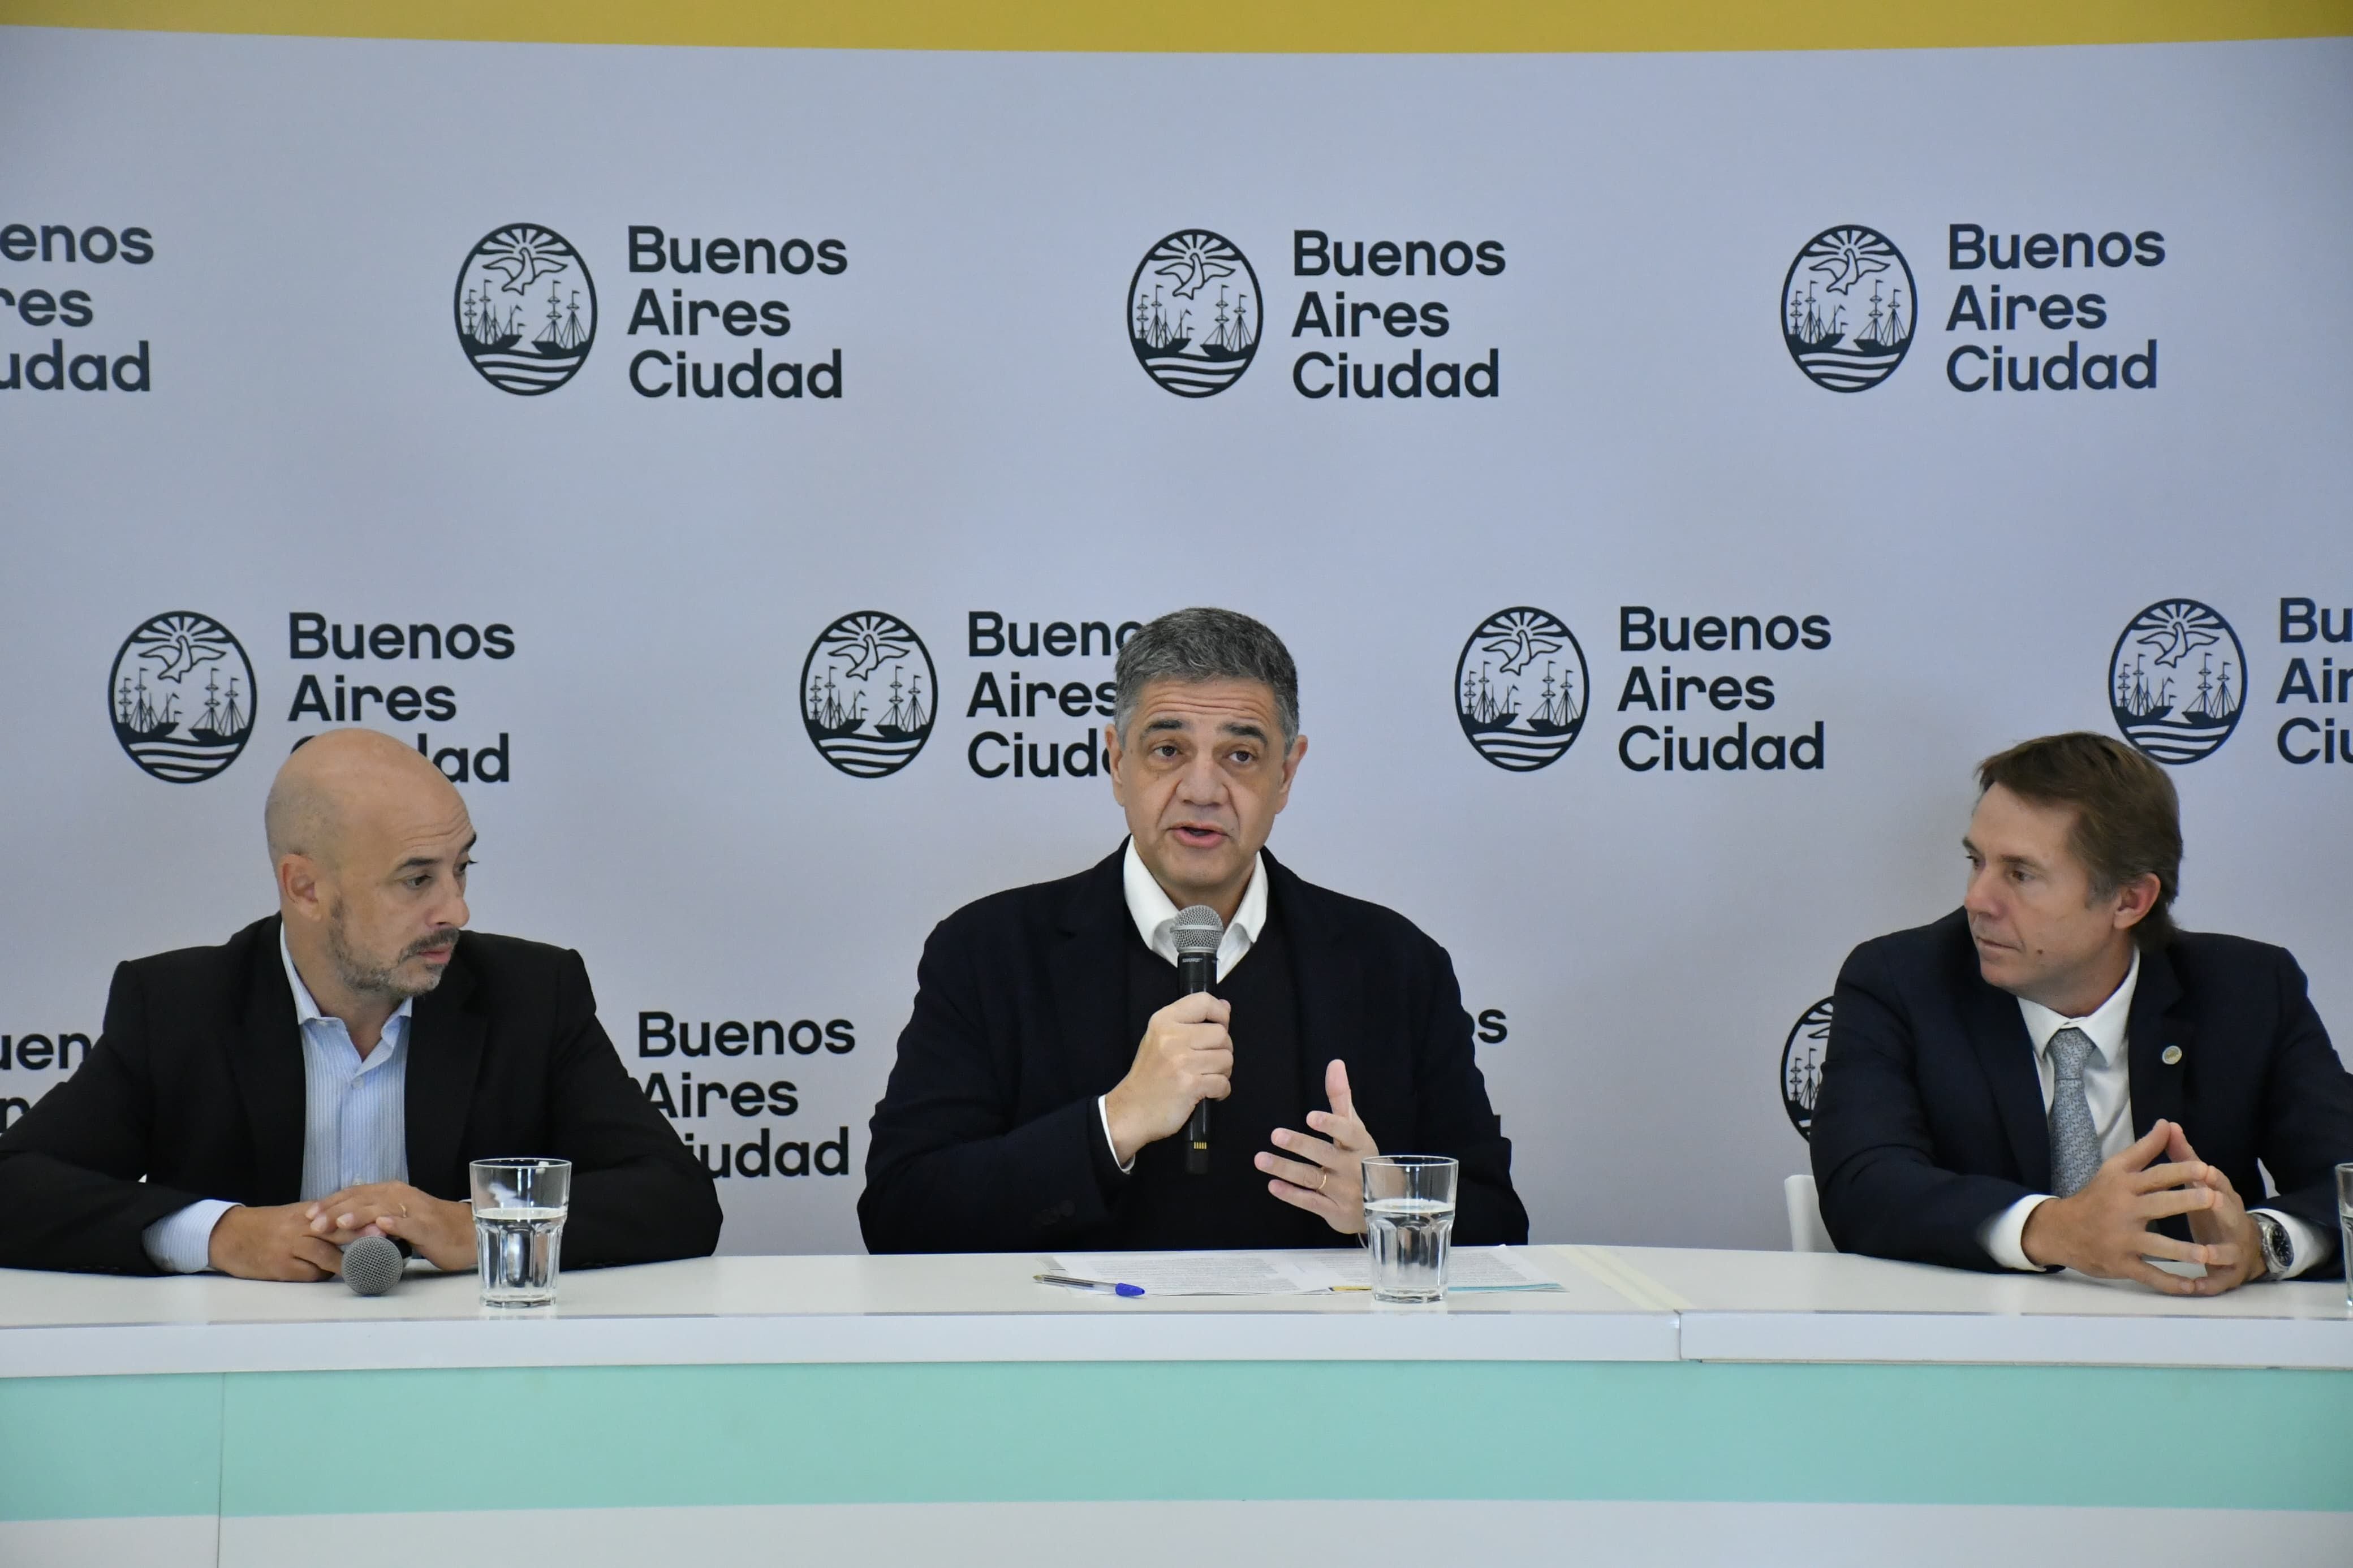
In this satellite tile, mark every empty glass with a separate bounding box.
[470,1157,571,1308]
[1362,1155,1459,1303]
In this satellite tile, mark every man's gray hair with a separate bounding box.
[1113,607,1299,743]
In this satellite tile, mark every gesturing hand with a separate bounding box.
[1103,992,1234,1167]
[1257,1059,1380,1236]
[2019,1119,2237,1295]
[305,1181,477,1272]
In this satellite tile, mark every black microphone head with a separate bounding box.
[342,1234,404,1297]
[1171,904,1224,960]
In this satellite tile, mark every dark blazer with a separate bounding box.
[1812,908,2353,1272]
[859,845,1528,1252]
[0,916,721,1275]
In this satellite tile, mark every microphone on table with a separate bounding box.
[1171,904,1225,1177]
[341,1234,405,1297]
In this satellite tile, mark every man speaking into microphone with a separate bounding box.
[859,608,1527,1252]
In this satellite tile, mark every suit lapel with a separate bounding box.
[1959,938,2053,1191]
[404,947,487,1194]
[1264,854,1373,1124]
[229,918,309,1202]
[1053,848,1134,1096]
[2125,944,2189,1137]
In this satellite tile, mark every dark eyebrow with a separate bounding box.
[394,834,477,875]
[1143,716,1189,735]
[1963,838,2042,873]
[1218,720,1268,743]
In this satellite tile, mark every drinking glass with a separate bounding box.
[1362,1155,1459,1303]
[2337,1164,2352,1309]
[470,1157,572,1308]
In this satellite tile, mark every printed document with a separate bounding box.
[1045,1247,1563,1297]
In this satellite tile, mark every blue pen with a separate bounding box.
[1035,1272,1145,1298]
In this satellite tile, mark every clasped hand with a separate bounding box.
[206,1182,476,1280]
[2020,1119,2261,1295]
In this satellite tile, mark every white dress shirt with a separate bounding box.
[1093,842,1269,1173]
[1976,948,2322,1276]
[139,929,414,1273]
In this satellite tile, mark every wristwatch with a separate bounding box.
[2249,1212,2292,1281]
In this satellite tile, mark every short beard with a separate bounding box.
[326,905,458,1001]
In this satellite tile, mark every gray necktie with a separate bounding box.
[2046,1026,2102,1198]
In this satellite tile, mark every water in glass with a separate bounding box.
[2338,1163,2353,1308]
[1365,1196,1455,1303]
[476,1206,566,1307]
[2341,1215,2352,1309]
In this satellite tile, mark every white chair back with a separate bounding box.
[1784,1172,1835,1253]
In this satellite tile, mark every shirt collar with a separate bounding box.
[279,925,414,1033]
[1122,839,1267,963]
[2017,945,2139,1065]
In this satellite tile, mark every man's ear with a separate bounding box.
[1103,723,1127,806]
[2111,871,2161,930]
[278,853,326,919]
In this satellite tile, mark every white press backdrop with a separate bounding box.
[2,28,2348,1254]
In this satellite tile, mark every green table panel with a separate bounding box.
[0,1373,225,1521]
[191,1361,2353,1516]
[12,1360,2347,1523]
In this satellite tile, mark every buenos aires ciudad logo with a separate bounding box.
[1128,230,1260,397]
[2109,599,2244,764]
[801,612,936,779]
[1454,608,1588,772]
[1782,226,1915,392]
[109,611,256,783]
[455,224,596,395]
[1780,998,1833,1138]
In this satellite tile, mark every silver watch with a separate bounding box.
[2250,1211,2292,1280]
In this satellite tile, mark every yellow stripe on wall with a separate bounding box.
[2,0,2348,53]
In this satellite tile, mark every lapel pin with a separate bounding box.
[2160,1044,2183,1066]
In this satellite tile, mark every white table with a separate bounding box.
[3,1247,2346,1567]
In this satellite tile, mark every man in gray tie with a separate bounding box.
[1811,732,2353,1294]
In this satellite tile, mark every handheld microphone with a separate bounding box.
[341,1234,404,1297]
[1171,904,1225,1176]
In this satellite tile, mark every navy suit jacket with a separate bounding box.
[0,916,721,1275]
[1811,908,2353,1272]
[858,845,1528,1252]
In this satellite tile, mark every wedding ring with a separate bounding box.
[1317,1170,1329,1193]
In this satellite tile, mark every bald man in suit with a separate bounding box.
[0,728,718,1277]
